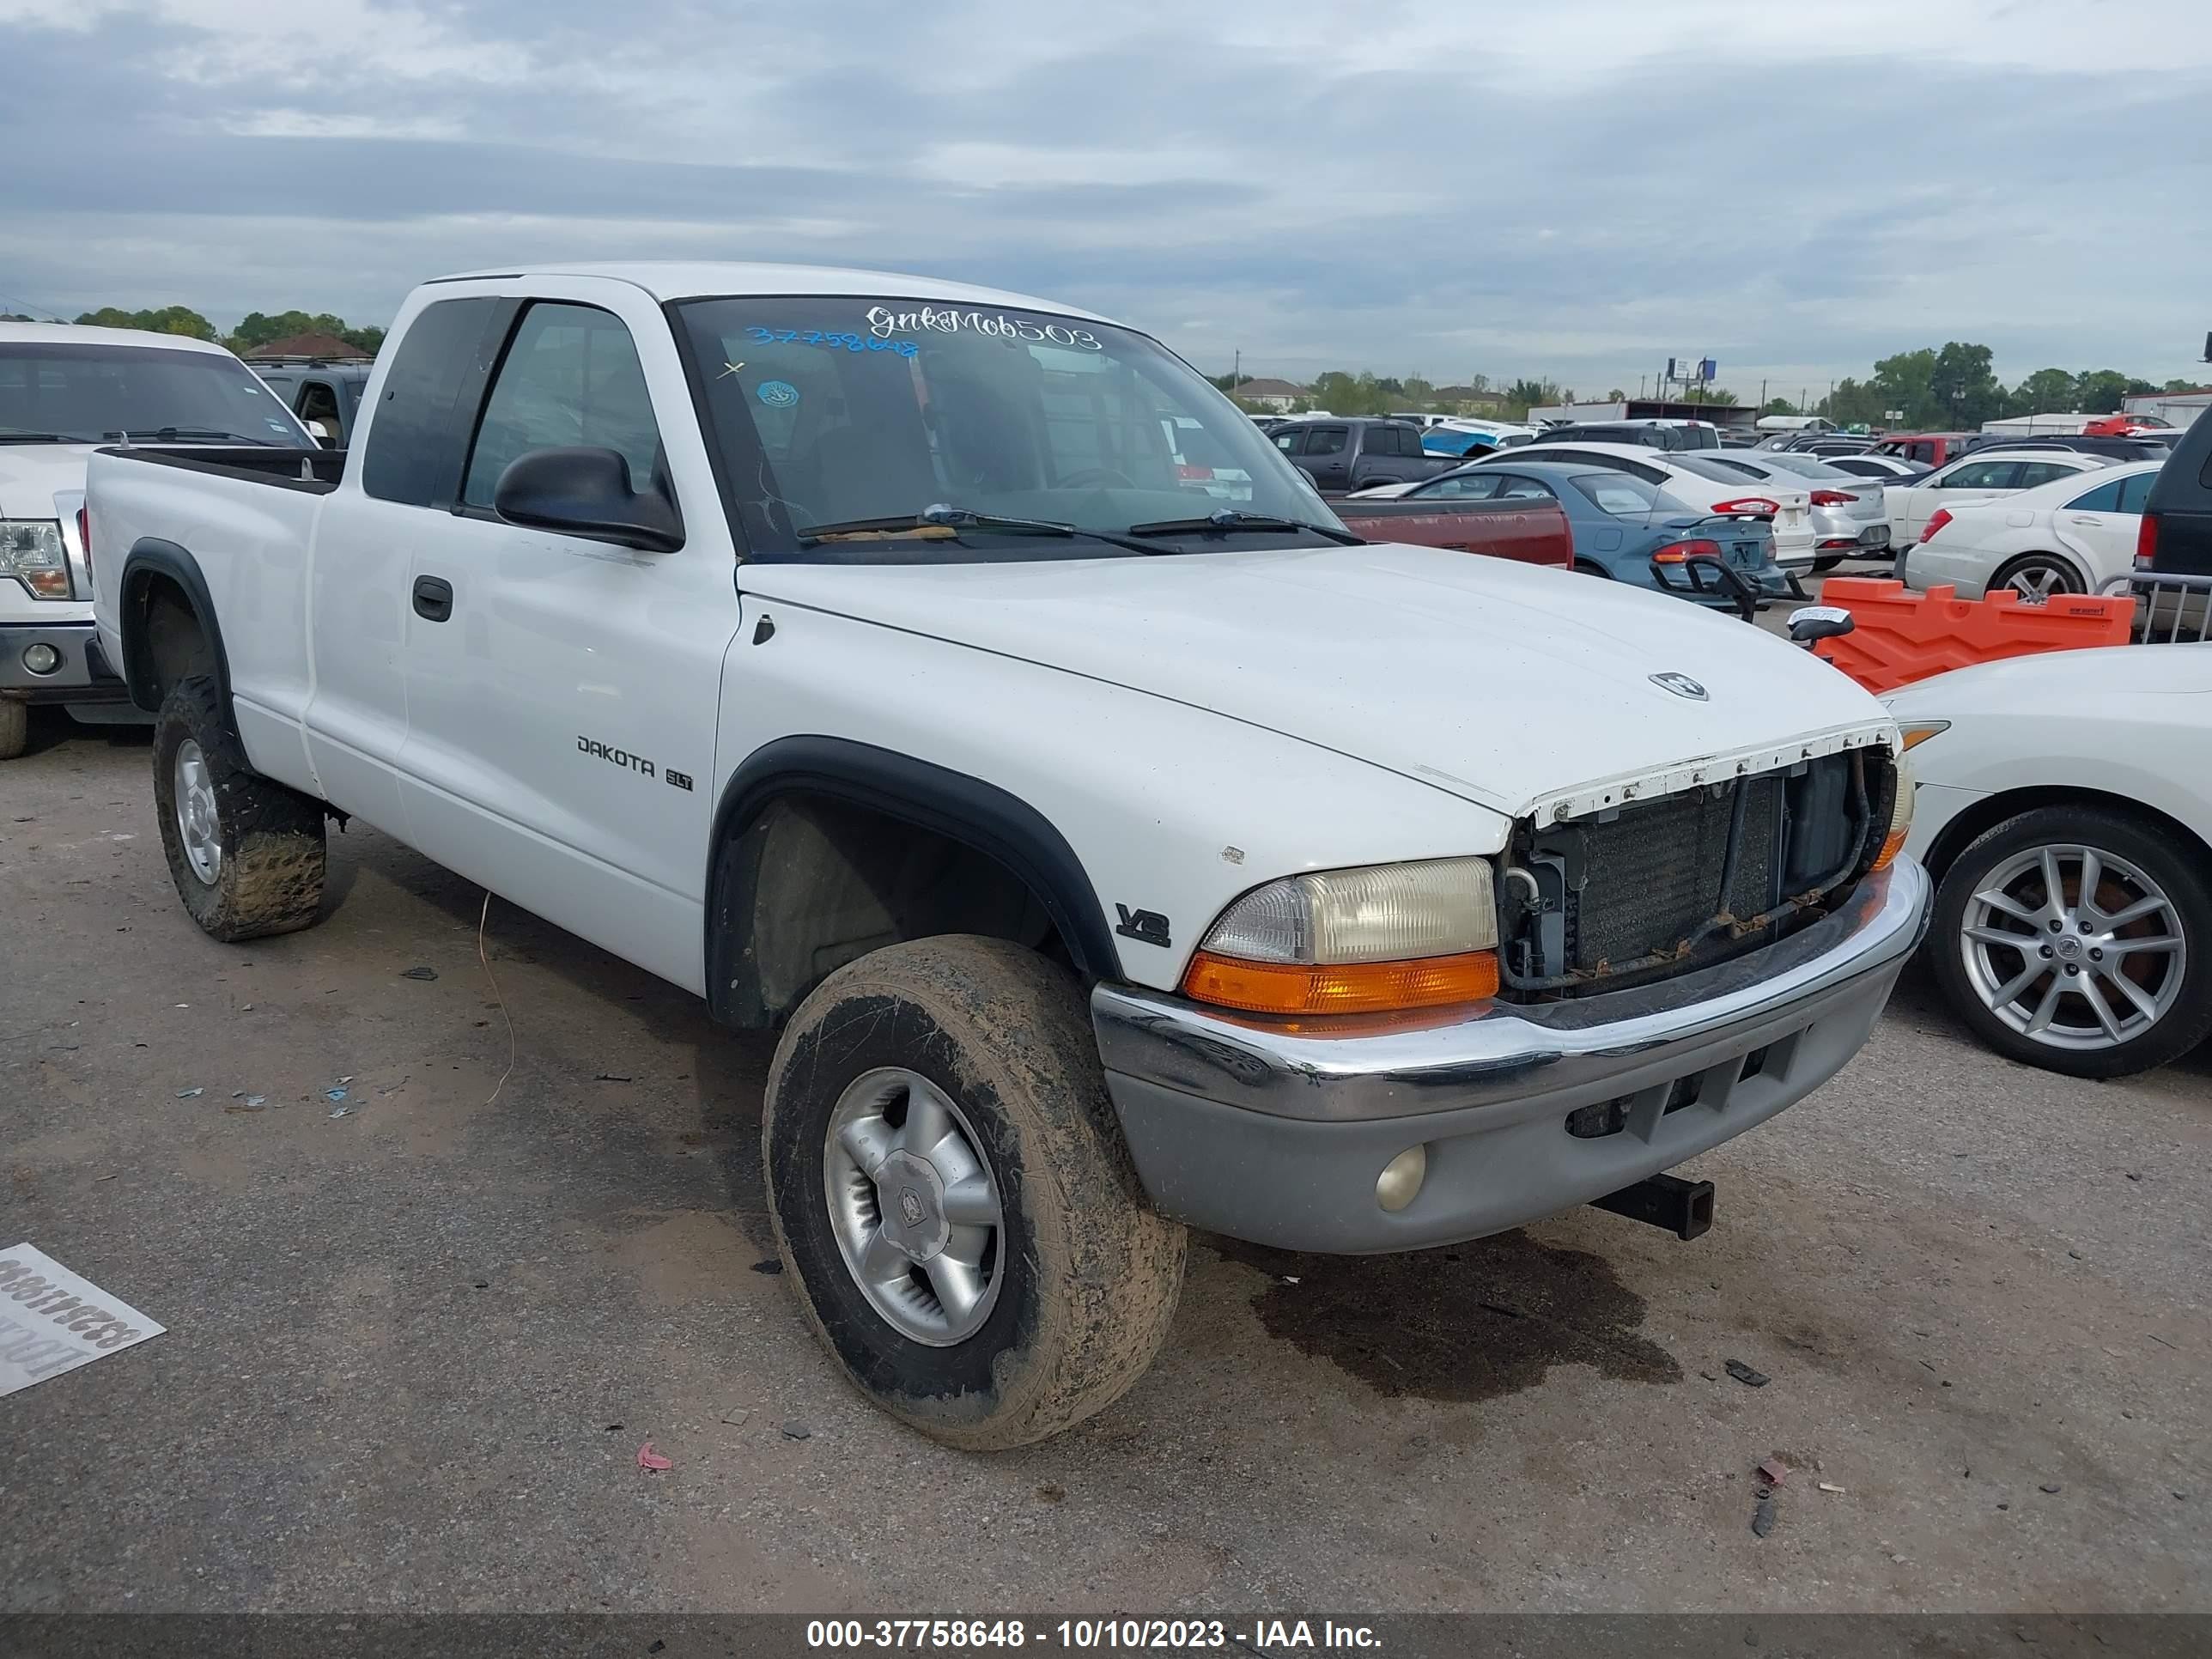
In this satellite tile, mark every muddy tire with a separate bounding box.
[763,935,1186,1449]
[152,675,326,942]
[0,700,25,761]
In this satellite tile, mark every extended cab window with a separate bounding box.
[465,303,664,506]
[362,296,504,507]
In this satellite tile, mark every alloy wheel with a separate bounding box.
[1959,842,2186,1053]
[823,1067,1005,1346]
[173,738,222,885]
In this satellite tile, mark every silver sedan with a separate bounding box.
[1691,450,1892,570]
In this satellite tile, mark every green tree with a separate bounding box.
[2007,368,2078,416]
[74,305,218,340]
[1929,342,2003,428]
[1679,385,1737,406]
[1607,387,1627,401]
[1763,397,1796,415]
[2165,378,2204,393]
[2072,369,2130,414]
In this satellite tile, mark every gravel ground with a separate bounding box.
[3,708,2207,1615]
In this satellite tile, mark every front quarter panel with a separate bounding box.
[715,601,1510,991]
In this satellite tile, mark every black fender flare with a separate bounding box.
[705,735,1121,1027]
[117,538,230,714]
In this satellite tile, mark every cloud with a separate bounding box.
[3,0,2208,391]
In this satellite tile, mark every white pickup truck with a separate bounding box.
[2,321,318,757]
[88,262,1929,1448]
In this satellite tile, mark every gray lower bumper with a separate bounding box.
[1092,860,1931,1254]
[1,621,133,708]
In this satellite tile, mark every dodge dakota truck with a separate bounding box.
[3,320,317,757]
[88,263,1930,1449]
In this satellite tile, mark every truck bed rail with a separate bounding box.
[94,444,343,495]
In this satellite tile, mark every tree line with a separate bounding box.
[1814,344,2197,429]
[63,304,386,359]
[1216,344,2200,428]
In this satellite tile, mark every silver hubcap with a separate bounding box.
[2002,562,2072,599]
[1960,842,2186,1052]
[823,1067,1004,1346]
[173,739,222,885]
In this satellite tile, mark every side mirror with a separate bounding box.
[1788,605,1856,646]
[306,419,334,447]
[494,447,683,553]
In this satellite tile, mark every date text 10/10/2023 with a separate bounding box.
[805,1619,1381,1650]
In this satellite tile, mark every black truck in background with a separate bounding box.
[1269,418,1456,493]
[2142,416,2212,578]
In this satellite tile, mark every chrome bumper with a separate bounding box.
[1091,860,1931,1253]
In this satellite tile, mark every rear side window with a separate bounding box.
[362,297,505,507]
[2117,471,2156,514]
[2068,477,2125,512]
[1492,476,1556,500]
[463,302,665,507]
[1939,460,2017,489]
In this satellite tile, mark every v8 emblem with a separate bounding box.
[1115,905,1172,948]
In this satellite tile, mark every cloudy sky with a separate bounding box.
[4,0,2208,396]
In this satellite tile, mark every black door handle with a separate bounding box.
[412,575,453,623]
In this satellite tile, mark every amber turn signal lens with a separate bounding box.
[1181,949,1500,1016]
[1870,826,1909,872]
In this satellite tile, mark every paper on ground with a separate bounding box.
[0,1243,166,1398]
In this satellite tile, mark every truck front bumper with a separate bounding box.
[1,620,135,708]
[1092,859,1931,1254]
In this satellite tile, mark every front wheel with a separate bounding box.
[1929,805,2212,1078]
[153,675,328,941]
[763,936,1187,1449]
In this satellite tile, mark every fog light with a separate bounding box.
[1376,1144,1427,1212]
[22,642,60,676]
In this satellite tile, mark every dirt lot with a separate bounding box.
[3,709,2209,1615]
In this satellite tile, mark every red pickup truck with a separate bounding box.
[1329,495,1574,568]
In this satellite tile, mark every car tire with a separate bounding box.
[1929,805,2212,1079]
[0,700,26,761]
[1813,555,1846,573]
[1990,552,2085,600]
[763,934,1187,1449]
[152,674,327,942]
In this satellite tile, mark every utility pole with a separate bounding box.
[1232,348,1240,388]
[1759,377,1767,411]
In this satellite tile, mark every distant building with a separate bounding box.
[1231,376,1307,412]
[243,332,373,363]
[2122,387,2211,430]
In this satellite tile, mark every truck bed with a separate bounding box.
[94,444,344,494]
[1330,496,1575,568]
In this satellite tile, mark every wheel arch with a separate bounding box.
[705,736,1121,1030]
[1923,784,2212,880]
[117,539,230,714]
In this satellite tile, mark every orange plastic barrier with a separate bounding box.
[1811,578,2134,695]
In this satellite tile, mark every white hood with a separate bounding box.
[741,543,1895,817]
[0,442,97,520]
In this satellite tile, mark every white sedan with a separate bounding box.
[1886,642,2212,1078]
[1901,460,2163,599]
[1883,447,2111,550]
[1462,440,1817,568]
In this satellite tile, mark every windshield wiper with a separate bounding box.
[799,503,1158,556]
[109,427,283,447]
[1126,508,1365,546]
[0,431,90,444]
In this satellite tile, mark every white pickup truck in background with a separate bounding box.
[1,321,317,759]
[87,262,1929,1448]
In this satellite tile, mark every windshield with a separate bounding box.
[0,340,307,446]
[673,297,1337,559]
